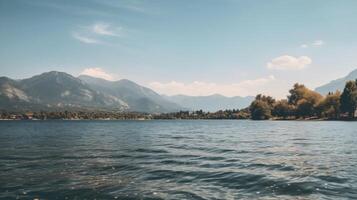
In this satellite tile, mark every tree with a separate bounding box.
[255,94,275,107]
[296,99,315,117]
[249,94,275,120]
[236,108,250,119]
[316,91,341,119]
[288,83,307,105]
[340,80,357,118]
[287,83,322,117]
[250,100,271,120]
[272,100,295,119]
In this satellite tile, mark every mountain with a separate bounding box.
[0,71,253,113]
[164,94,254,112]
[0,76,31,110]
[0,71,126,111]
[0,71,181,113]
[315,69,357,95]
[79,75,182,113]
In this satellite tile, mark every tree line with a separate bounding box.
[249,80,357,120]
[0,111,151,120]
[152,109,250,120]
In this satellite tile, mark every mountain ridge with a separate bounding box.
[0,71,127,111]
[315,69,357,95]
[78,75,182,113]
[0,71,182,113]
[1,71,258,112]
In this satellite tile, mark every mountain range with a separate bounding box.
[315,69,357,95]
[0,71,181,113]
[2,69,357,113]
[78,75,182,113]
[0,71,252,113]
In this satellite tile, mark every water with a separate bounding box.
[0,120,356,200]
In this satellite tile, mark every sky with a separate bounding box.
[1,0,357,99]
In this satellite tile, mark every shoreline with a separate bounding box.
[1,118,356,121]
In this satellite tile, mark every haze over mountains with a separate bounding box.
[0,71,252,113]
[0,71,181,113]
[315,69,357,95]
[78,75,182,113]
[0,72,115,111]
[2,69,355,113]
[164,94,254,112]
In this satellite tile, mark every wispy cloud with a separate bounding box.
[267,55,312,70]
[300,40,325,48]
[72,33,100,44]
[80,67,117,80]
[92,22,121,36]
[149,75,277,97]
[72,22,123,44]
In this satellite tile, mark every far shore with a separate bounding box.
[1,118,356,121]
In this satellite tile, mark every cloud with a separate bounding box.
[72,22,123,44]
[80,68,116,80]
[148,75,277,97]
[267,55,312,70]
[312,40,324,46]
[92,23,121,36]
[72,33,100,44]
[300,40,325,48]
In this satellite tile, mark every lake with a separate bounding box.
[0,120,356,200]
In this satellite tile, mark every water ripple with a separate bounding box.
[0,120,356,199]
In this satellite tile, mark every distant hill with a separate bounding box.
[164,94,254,112]
[0,71,182,113]
[0,71,128,111]
[79,75,182,113]
[0,71,255,113]
[315,69,357,95]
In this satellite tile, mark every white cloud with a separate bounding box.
[300,40,325,48]
[80,68,116,80]
[72,33,100,44]
[72,22,122,44]
[149,75,277,97]
[312,40,324,46]
[267,55,312,70]
[92,23,121,36]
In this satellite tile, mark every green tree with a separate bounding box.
[340,80,357,118]
[288,83,306,105]
[272,99,295,119]
[236,108,250,119]
[249,94,275,120]
[249,100,271,120]
[288,83,322,117]
[316,91,341,119]
[296,99,315,117]
[255,94,275,106]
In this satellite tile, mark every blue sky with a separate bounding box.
[1,0,357,98]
